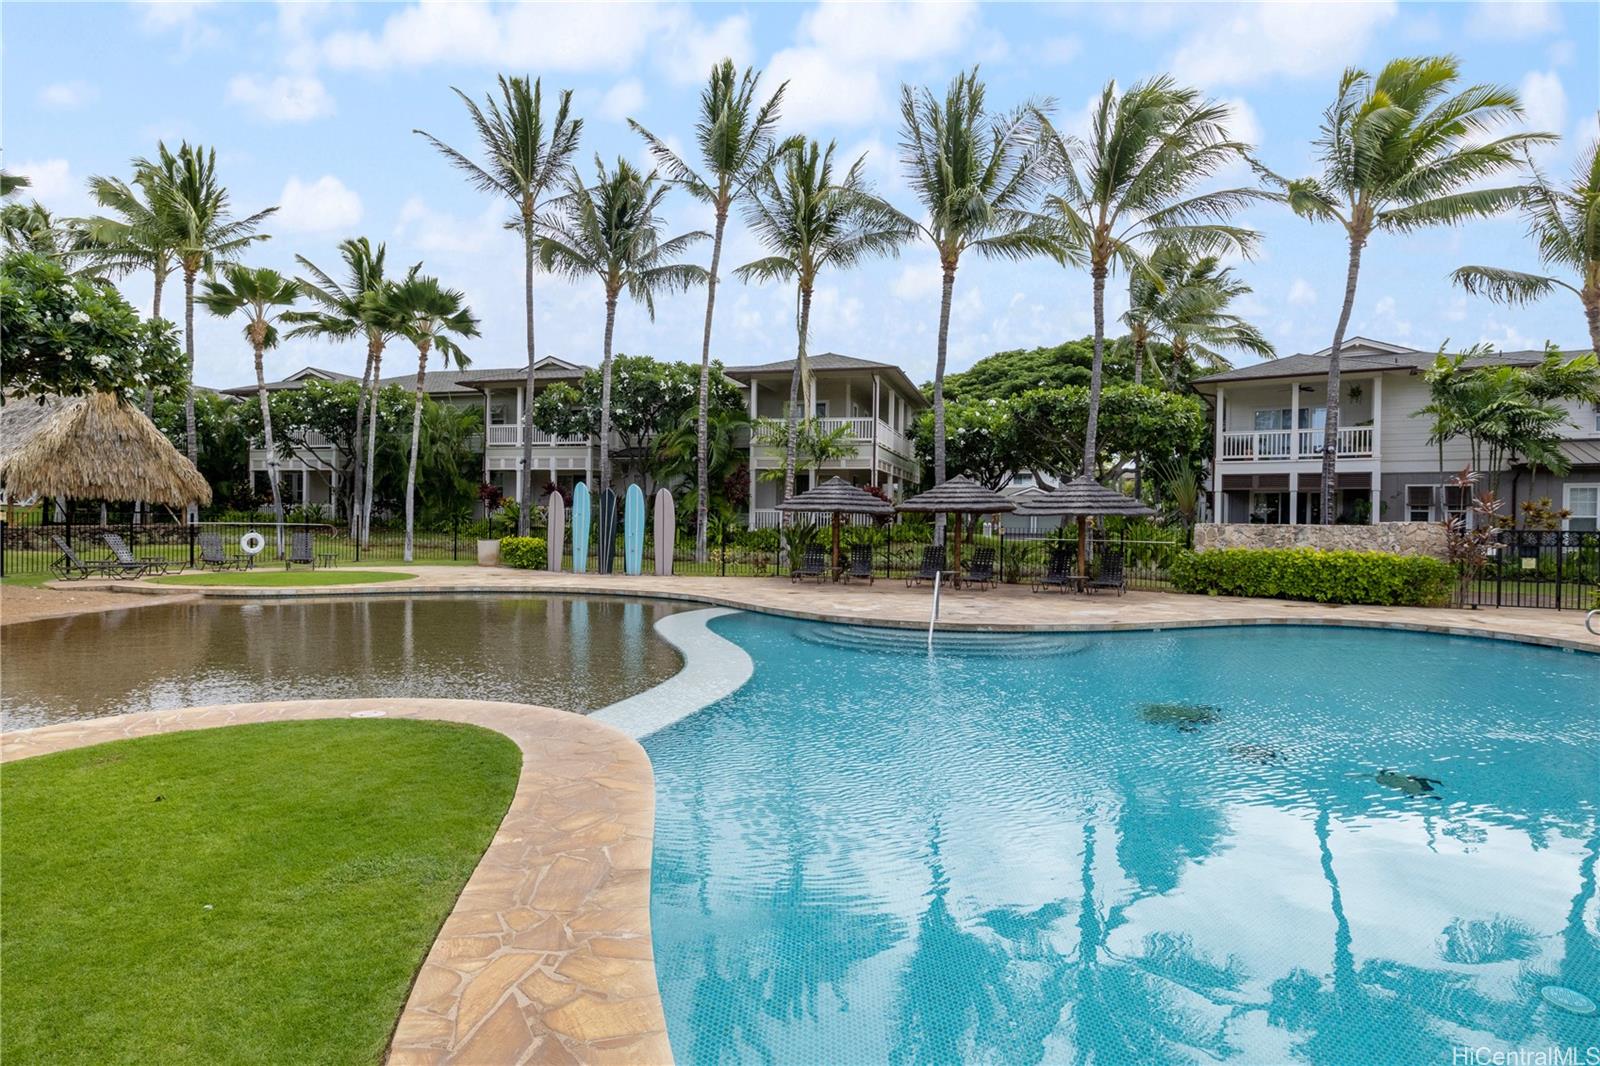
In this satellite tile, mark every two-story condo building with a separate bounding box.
[1190,337,1600,530]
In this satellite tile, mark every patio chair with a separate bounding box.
[1088,548,1126,596]
[101,532,172,576]
[1032,546,1080,593]
[285,529,317,570]
[906,545,947,587]
[48,534,119,580]
[843,544,875,585]
[790,545,829,583]
[198,531,252,571]
[964,546,997,590]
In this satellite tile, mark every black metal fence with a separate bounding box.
[1458,529,1600,610]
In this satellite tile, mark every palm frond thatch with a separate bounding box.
[896,474,1017,514]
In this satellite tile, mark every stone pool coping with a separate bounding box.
[68,566,1600,654]
[0,698,673,1066]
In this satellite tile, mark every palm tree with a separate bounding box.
[1124,242,1274,388]
[538,157,708,498]
[735,140,913,515]
[1038,77,1261,479]
[899,68,1056,533]
[1453,121,1600,354]
[416,76,582,535]
[198,265,300,549]
[0,171,29,198]
[1261,56,1553,522]
[139,141,276,508]
[368,275,481,562]
[632,59,796,562]
[284,238,409,541]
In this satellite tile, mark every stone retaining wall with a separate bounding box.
[1193,522,1448,558]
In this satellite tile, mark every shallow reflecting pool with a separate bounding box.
[1,594,687,730]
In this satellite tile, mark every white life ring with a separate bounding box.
[239,531,266,556]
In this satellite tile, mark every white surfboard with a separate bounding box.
[546,491,565,572]
[653,488,675,575]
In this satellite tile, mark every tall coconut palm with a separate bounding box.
[416,76,582,535]
[899,68,1057,536]
[631,59,797,562]
[1261,57,1553,522]
[1038,77,1261,480]
[138,141,276,510]
[735,141,913,513]
[1124,242,1274,388]
[368,275,480,562]
[538,157,708,498]
[284,238,410,541]
[1453,122,1600,354]
[198,265,300,550]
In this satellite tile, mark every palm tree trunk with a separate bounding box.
[1132,331,1144,387]
[598,294,618,499]
[518,218,537,536]
[1321,233,1366,524]
[1584,285,1600,356]
[404,341,430,563]
[783,285,813,522]
[362,347,383,549]
[254,341,285,557]
[349,337,376,537]
[183,267,199,522]
[933,263,956,544]
[144,266,166,419]
[695,206,728,564]
[1083,263,1108,478]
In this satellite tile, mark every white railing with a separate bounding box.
[815,417,875,440]
[877,420,913,457]
[486,426,589,447]
[1220,426,1376,461]
[748,508,878,530]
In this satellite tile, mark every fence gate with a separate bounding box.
[1460,530,1599,610]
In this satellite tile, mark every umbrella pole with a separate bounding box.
[1078,514,1088,580]
[952,511,962,587]
[832,512,841,577]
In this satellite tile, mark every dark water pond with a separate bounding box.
[1,594,688,731]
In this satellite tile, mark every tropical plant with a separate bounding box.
[898,68,1055,514]
[1260,56,1553,521]
[1037,76,1261,481]
[633,58,797,562]
[416,75,582,534]
[652,404,753,494]
[735,140,912,514]
[0,171,29,198]
[1,200,89,260]
[752,418,856,483]
[137,141,276,502]
[367,275,480,561]
[1123,242,1273,387]
[1452,119,1600,354]
[285,238,410,542]
[538,156,707,497]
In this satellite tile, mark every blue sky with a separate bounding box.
[5,1,1595,390]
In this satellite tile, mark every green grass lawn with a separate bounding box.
[1,719,520,1065]
[150,569,417,587]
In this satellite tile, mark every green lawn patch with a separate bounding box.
[150,569,417,587]
[1,719,520,1065]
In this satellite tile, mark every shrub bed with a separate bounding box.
[1169,547,1455,607]
[498,536,548,570]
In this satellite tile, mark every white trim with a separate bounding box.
[1563,483,1600,532]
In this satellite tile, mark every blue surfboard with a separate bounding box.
[597,488,619,575]
[623,484,645,575]
[570,481,591,574]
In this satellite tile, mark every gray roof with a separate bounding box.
[724,352,929,407]
[775,476,896,515]
[1192,338,1562,388]
[220,361,584,398]
[896,474,1017,514]
[1013,475,1156,517]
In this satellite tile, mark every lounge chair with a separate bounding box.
[198,531,252,571]
[102,532,172,576]
[1032,546,1081,593]
[285,530,317,570]
[906,545,947,587]
[964,546,997,589]
[48,534,119,580]
[790,545,828,583]
[1088,548,1126,596]
[843,544,875,585]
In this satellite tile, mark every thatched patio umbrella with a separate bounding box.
[776,476,896,574]
[896,475,1016,582]
[1013,474,1153,579]
[0,393,212,508]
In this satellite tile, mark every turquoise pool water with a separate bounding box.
[645,616,1599,1065]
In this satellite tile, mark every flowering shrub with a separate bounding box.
[498,536,548,570]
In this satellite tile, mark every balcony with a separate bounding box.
[1219,426,1374,462]
[486,425,589,447]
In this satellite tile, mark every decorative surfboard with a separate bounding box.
[597,488,619,575]
[546,491,565,572]
[623,484,646,576]
[570,481,591,574]
[653,488,675,575]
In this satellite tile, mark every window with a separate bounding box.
[1404,484,1471,522]
[1248,491,1287,523]
[813,400,829,418]
[1565,485,1599,532]
[1593,403,1600,432]
[489,398,513,425]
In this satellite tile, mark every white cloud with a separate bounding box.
[1287,279,1317,307]
[1035,36,1082,66]
[393,196,511,256]
[322,2,657,72]
[38,80,98,110]
[7,159,84,212]
[599,79,646,123]
[138,0,222,51]
[1369,294,1412,339]
[1168,2,1398,88]
[228,73,334,122]
[766,47,886,128]
[1467,0,1561,39]
[277,175,363,233]
[1517,70,1567,148]
[655,13,754,86]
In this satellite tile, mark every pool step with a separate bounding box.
[794,624,1086,659]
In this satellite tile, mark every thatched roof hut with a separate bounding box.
[1013,475,1155,579]
[776,476,894,572]
[896,475,1016,515]
[0,393,212,507]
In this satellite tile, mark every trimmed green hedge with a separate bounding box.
[499,536,548,570]
[1169,547,1455,607]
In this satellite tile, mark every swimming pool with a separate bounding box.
[645,613,1599,1065]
